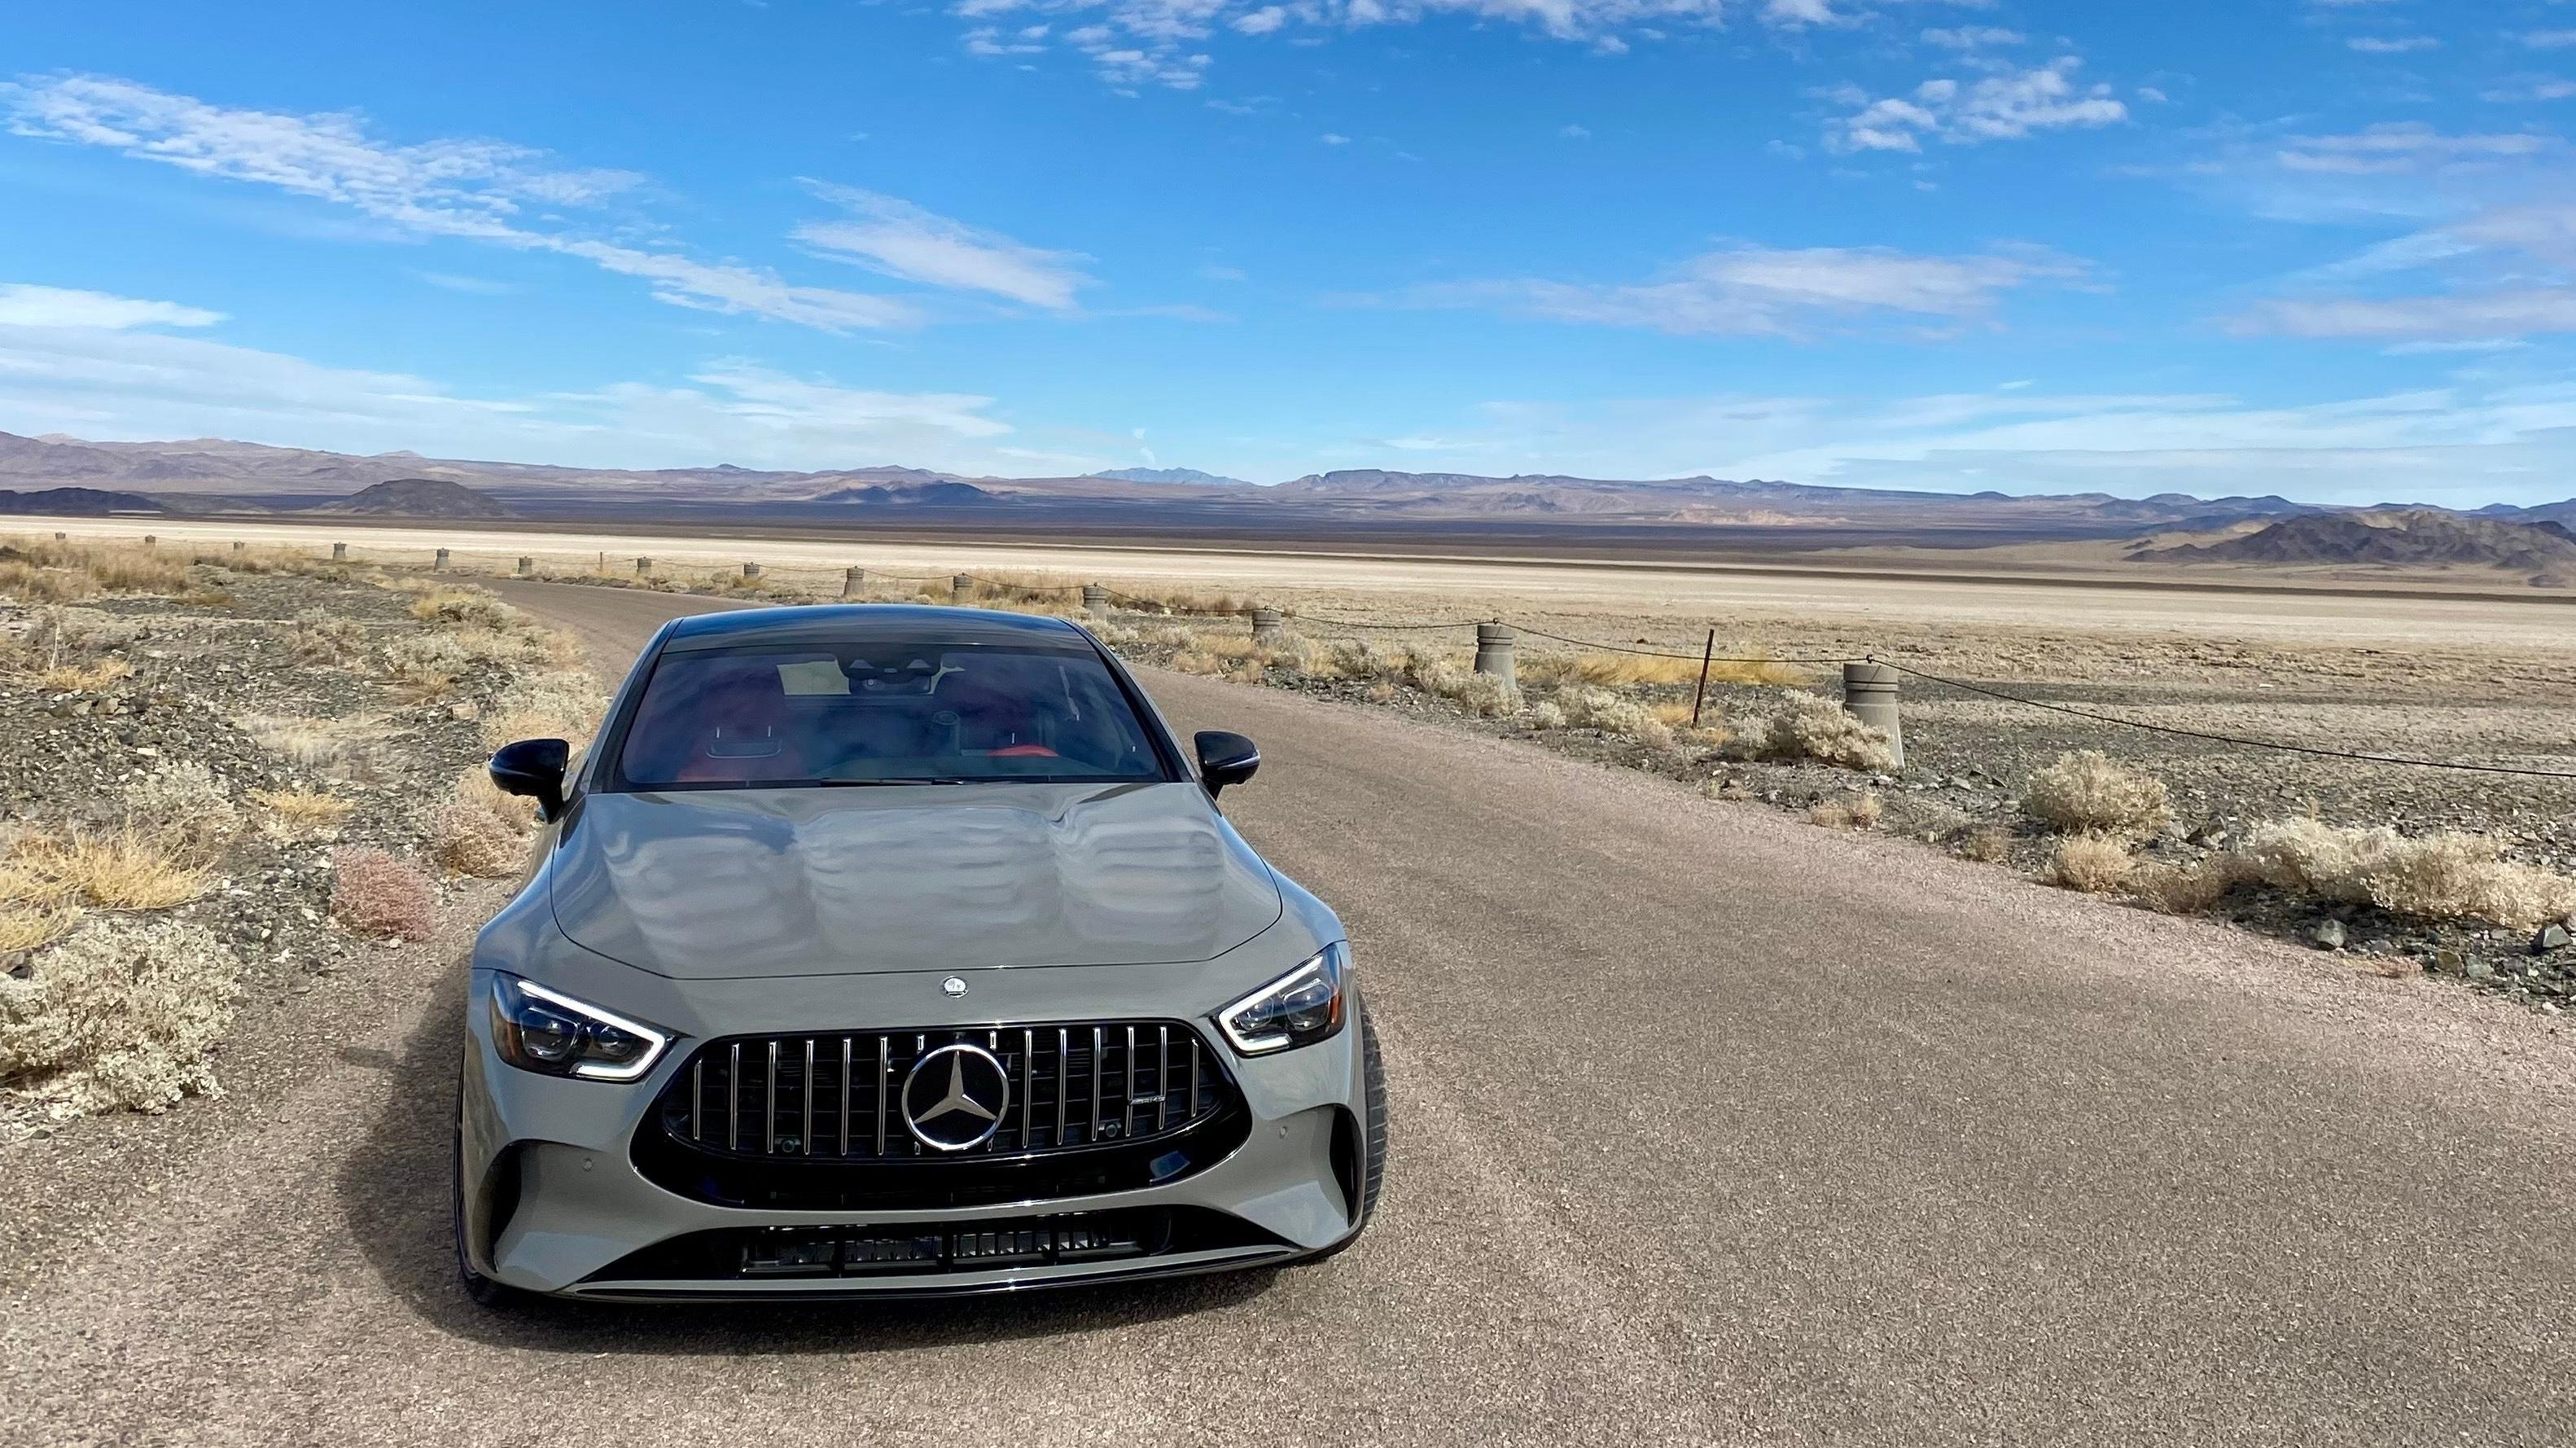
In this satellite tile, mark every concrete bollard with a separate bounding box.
[517,556,534,577]
[331,542,347,562]
[434,548,450,572]
[1474,622,1517,687]
[741,560,761,580]
[231,541,245,554]
[1841,662,1904,769]
[1083,583,1110,619]
[142,534,156,547]
[53,531,66,542]
[952,573,975,605]
[635,556,652,575]
[1251,608,1286,647]
[841,566,864,599]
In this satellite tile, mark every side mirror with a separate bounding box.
[489,738,572,820]
[1194,730,1260,797]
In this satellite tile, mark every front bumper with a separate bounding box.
[458,964,1370,1300]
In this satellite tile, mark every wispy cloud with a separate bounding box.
[1,73,918,331]
[0,283,224,329]
[794,183,1093,310]
[1388,244,2083,339]
[2346,35,2439,54]
[2521,29,2576,50]
[1825,57,2127,152]
[2273,122,2546,175]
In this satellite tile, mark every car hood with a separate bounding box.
[547,781,1283,979]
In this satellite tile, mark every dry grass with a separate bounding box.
[331,847,437,940]
[1807,792,1884,830]
[248,787,355,840]
[237,714,377,777]
[1954,823,2014,863]
[2024,750,2174,839]
[9,827,213,910]
[286,610,370,665]
[2043,832,2137,893]
[0,537,191,598]
[1746,690,1899,772]
[1522,649,1808,689]
[0,916,242,1113]
[2230,817,2576,929]
[0,902,81,954]
[1548,686,1672,746]
[30,656,134,692]
[2127,858,2237,915]
[481,668,604,748]
[429,799,528,877]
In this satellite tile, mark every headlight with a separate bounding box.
[1217,942,1349,1055]
[487,974,672,1082]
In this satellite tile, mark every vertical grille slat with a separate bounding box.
[668,1020,1227,1163]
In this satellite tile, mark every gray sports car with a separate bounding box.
[453,603,1387,1302]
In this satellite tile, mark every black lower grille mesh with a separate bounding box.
[657,1022,1225,1162]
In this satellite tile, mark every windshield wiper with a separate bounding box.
[810,777,972,787]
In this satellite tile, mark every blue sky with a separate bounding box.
[5,0,2576,502]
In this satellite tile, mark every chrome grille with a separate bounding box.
[659,1021,1226,1161]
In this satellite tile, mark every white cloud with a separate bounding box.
[793,184,1093,310]
[1827,57,2127,152]
[1922,25,2022,48]
[2521,29,2576,50]
[2273,123,2546,175]
[1392,244,2081,338]
[2,74,917,331]
[0,283,224,330]
[2346,35,2439,53]
[0,319,1024,471]
[2233,288,2576,340]
[1320,131,1351,144]
[1559,123,1592,139]
[948,0,1981,91]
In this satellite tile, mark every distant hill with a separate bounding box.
[0,485,169,516]
[311,477,513,519]
[809,480,998,507]
[1089,467,1253,487]
[2133,509,2576,582]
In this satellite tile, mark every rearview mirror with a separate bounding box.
[489,737,571,820]
[1194,731,1260,796]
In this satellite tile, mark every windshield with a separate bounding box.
[609,639,1172,788]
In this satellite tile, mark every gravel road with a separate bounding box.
[6,578,2574,1447]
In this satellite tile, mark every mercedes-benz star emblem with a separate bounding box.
[940,976,968,998]
[900,1042,1010,1152]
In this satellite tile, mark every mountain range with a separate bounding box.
[2,430,2570,554]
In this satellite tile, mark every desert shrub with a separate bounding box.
[331,848,437,940]
[2024,751,2172,839]
[1807,792,1883,831]
[1748,690,1899,772]
[0,559,99,603]
[120,761,239,852]
[2231,818,2576,929]
[1522,649,1807,689]
[1169,649,1224,675]
[33,656,132,692]
[1524,700,1569,730]
[248,787,355,839]
[1954,823,2014,863]
[10,827,212,909]
[1434,669,1520,718]
[238,714,373,775]
[2127,858,2236,915]
[0,916,242,1113]
[282,609,364,665]
[407,587,523,630]
[482,669,603,748]
[429,799,527,878]
[2044,832,2136,893]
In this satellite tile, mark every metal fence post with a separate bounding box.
[952,573,974,604]
[434,547,450,572]
[1251,608,1286,647]
[842,566,864,599]
[1474,622,1516,687]
[517,556,534,577]
[1083,583,1110,619]
[1841,662,1904,768]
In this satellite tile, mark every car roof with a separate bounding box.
[659,603,1090,654]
